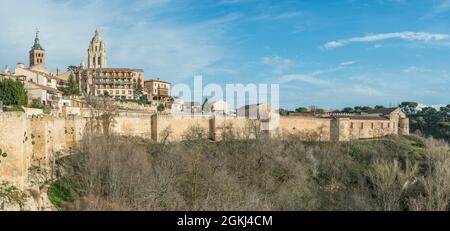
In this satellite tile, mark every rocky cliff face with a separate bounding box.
[1,166,56,211]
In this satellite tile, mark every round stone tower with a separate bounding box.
[398,117,410,135]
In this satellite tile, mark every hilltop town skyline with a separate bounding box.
[0,0,449,110]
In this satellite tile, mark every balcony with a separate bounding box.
[158,88,169,97]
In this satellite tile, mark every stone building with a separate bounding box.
[77,29,145,100]
[144,78,171,101]
[1,31,64,113]
[203,100,231,115]
[236,103,274,119]
[328,107,409,141]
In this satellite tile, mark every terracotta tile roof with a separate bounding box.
[26,81,61,93]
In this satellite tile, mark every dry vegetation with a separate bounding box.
[52,129,450,211]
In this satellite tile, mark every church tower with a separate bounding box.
[29,29,46,68]
[88,28,107,69]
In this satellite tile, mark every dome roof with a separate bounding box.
[91,28,104,43]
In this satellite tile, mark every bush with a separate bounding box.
[55,134,450,211]
[7,105,25,112]
[48,178,80,210]
[30,99,51,114]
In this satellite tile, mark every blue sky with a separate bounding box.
[0,0,449,110]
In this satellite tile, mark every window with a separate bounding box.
[371,123,374,129]
[393,123,396,129]
[388,123,390,128]
[122,90,125,94]
[97,90,100,95]
[116,90,119,94]
[109,90,113,94]
[93,57,96,65]
[350,122,354,129]
[361,123,364,129]
[128,90,132,94]
[98,57,101,66]
[381,123,384,129]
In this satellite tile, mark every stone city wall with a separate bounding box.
[1,111,407,189]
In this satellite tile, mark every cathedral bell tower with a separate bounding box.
[88,28,107,69]
[29,29,46,68]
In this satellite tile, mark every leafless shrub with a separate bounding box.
[59,132,450,211]
[84,95,118,136]
[182,124,207,141]
[367,159,418,211]
[408,138,450,211]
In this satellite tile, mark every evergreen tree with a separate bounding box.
[0,79,28,106]
[62,73,80,96]
[133,78,143,100]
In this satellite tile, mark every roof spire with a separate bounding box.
[32,28,44,50]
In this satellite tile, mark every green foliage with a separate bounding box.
[157,103,165,112]
[67,65,80,72]
[400,101,419,115]
[0,148,7,164]
[30,99,51,114]
[340,106,373,113]
[0,79,28,106]
[103,90,110,97]
[119,98,148,105]
[279,108,289,116]
[0,182,27,209]
[403,104,450,141]
[133,78,144,99]
[400,101,419,108]
[7,105,25,112]
[342,107,354,113]
[295,107,309,113]
[48,178,80,210]
[62,73,80,96]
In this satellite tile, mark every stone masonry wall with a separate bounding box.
[1,111,408,189]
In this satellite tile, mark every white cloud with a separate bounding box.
[423,0,450,18]
[350,84,383,97]
[403,66,432,73]
[261,56,295,74]
[0,0,230,81]
[279,74,329,85]
[340,61,358,66]
[322,32,449,50]
[249,11,302,21]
